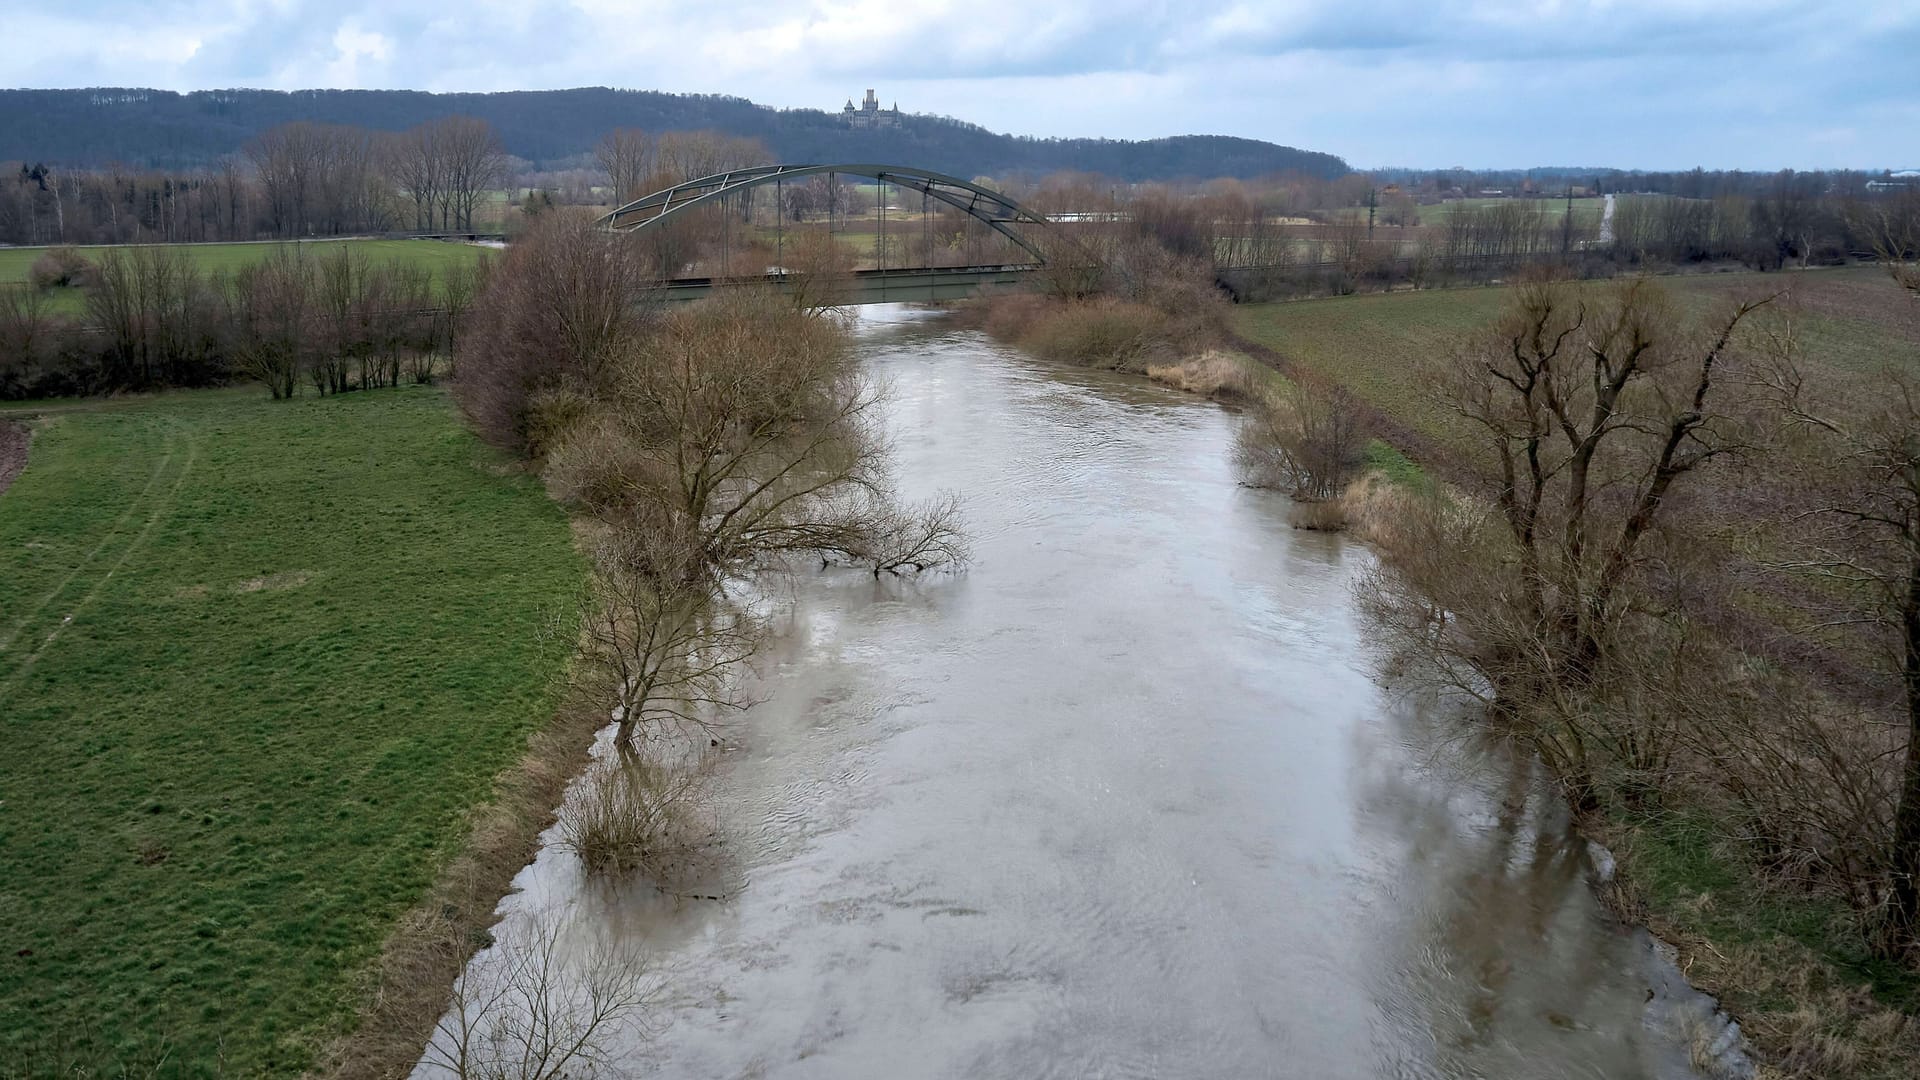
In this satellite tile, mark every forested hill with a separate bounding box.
[0,87,1350,181]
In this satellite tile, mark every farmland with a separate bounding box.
[0,385,584,1074]
[1232,264,1920,464]
[0,239,493,315]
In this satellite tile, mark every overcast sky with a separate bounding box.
[12,0,1920,169]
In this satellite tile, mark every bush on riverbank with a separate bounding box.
[975,229,1231,375]
[1143,350,1262,400]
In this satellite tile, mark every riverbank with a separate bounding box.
[1229,272,1920,1080]
[0,385,586,1075]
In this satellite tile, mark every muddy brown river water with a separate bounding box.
[430,306,1738,1079]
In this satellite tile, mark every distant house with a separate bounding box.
[841,89,902,130]
[1478,188,1505,197]
[1866,170,1920,192]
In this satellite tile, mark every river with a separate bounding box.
[432,306,1730,1079]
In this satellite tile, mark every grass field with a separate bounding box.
[1232,265,1920,464]
[0,385,584,1074]
[0,239,493,316]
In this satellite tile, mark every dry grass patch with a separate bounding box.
[1144,350,1262,400]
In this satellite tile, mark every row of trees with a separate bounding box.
[1375,165,1914,202]
[0,121,787,247]
[0,245,482,398]
[1,116,509,245]
[448,211,964,900]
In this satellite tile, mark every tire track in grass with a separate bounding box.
[0,430,198,695]
[0,425,181,655]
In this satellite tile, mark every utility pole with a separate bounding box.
[1367,187,1377,240]
[1562,184,1574,256]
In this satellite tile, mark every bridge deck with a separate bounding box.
[658,264,1041,305]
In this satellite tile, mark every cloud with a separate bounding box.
[11,0,1920,168]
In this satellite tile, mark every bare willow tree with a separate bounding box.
[579,523,759,747]
[546,289,965,581]
[1366,273,1774,802]
[1757,242,1920,954]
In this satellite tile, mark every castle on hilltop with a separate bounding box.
[841,89,901,129]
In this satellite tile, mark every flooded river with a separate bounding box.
[443,307,1727,1079]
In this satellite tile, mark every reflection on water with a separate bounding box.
[447,305,1714,1079]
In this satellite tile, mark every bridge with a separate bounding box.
[596,161,1467,305]
[599,163,1052,305]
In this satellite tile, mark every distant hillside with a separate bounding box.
[0,87,1350,182]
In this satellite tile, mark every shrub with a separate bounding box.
[28,246,93,290]
[453,211,656,453]
[1145,350,1259,400]
[557,755,711,884]
[1233,379,1368,501]
[1019,297,1166,370]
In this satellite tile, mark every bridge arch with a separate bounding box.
[598,164,1051,263]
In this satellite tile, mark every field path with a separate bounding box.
[0,427,181,654]
[0,427,197,692]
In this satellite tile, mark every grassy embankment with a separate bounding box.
[1231,263,1920,1073]
[0,385,584,1075]
[0,239,492,315]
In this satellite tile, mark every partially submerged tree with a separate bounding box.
[547,289,964,581]
[418,913,661,1080]
[579,523,759,747]
[1234,379,1367,501]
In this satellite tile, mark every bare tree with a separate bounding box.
[434,117,508,232]
[1758,249,1920,954]
[418,913,662,1080]
[227,249,316,399]
[778,225,855,313]
[1233,379,1367,501]
[385,123,443,232]
[578,523,759,747]
[594,128,654,207]
[557,753,719,885]
[0,283,55,396]
[863,491,972,575]
[543,289,967,580]
[1367,273,1774,802]
[453,211,656,450]
[247,122,322,237]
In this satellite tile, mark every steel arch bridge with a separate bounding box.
[599,163,1052,264]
